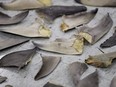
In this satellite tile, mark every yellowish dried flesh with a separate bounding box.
[60,22,69,32]
[72,36,84,54]
[39,0,52,6]
[79,32,92,44]
[39,26,52,37]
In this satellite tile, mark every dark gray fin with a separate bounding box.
[5,85,13,87]
[0,32,29,51]
[43,82,63,87]
[36,6,87,22]
[34,55,61,80]
[69,62,88,86]
[0,76,7,84]
[75,0,82,4]
[0,11,28,25]
[78,71,99,87]
[0,47,37,69]
[110,76,116,87]
[100,30,116,48]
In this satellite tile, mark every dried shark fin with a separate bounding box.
[75,0,116,7]
[36,6,87,22]
[78,71,99,87]
[79,13,113,44]
[0,48,37,69]
[5,85,13,87]
[0,39,29,51]
[32,35,84,55]
[0,23,51,38]
[69,62,88,86]
[44,82,63,87]
[85,51,116,68]
[34,55,61,80]
[0,11,28,25]
[0,76,7,84]
[0,32,29,51]
[110,76,116,87]
[60,8,98,32]
[100,28,116,48]
[0,0,52,10]
[0,12,10,18]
